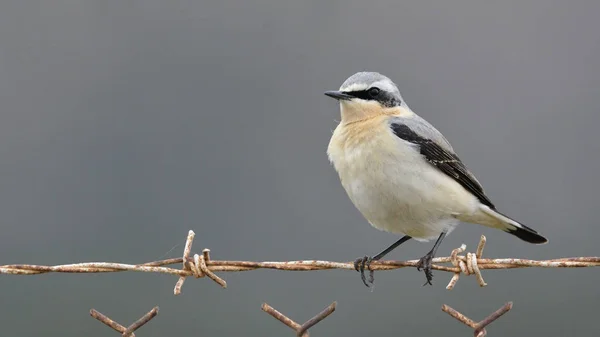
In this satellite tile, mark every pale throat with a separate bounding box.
[340,101,412,124]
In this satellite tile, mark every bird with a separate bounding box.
[324,71,548,287]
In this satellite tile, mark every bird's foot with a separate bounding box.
[416,252,434,286]
[353,256,375,287]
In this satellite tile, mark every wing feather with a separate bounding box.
[390,121,495,209]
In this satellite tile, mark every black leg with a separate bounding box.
[416,231,447,286]
[354,235,412,287]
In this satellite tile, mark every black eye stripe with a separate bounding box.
[346,90,372,100]
[343,89,401,107]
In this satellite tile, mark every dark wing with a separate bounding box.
[390,122,495,209]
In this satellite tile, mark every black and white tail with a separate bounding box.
[461,205,548,244]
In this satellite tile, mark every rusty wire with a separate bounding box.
[90,306,159,337]
[1,230,599,292]
[261,301,337,337]
[442,302,513,337]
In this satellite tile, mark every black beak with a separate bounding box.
[324,90,353,101]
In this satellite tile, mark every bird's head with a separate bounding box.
[324,72,412,123]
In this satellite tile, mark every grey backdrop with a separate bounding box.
[1,1,599,336]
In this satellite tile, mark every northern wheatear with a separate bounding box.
[325,71,547,287]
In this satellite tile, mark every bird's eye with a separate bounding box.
[368,87,380,97]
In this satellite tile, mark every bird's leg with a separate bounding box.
[416,231,447,286]
[354,235,412,287]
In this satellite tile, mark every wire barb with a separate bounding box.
[89,306,159,337]
[297,302,337,337]
[174,230,196,295]
[446,236,489,289]
[261,301,337,337]
[261,303,303,333]
[197,253,227,288]
[2,232,599,290]
[172,230,226,294]
[442,302,513,337]
[90,309,131,335]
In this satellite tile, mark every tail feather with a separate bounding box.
[462,205,548,244]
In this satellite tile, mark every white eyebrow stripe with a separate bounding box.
[340,83,369,92]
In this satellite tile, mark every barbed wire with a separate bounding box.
[90,306,159,337]
[261,301,337,337]
[3,229,598,336]
[442,302,513,337]
[2,230,599,292]
[86,300,512,337]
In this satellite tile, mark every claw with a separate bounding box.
[354,256,374,287]
[416,253,434,286]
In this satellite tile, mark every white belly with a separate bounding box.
[328,127,478,241]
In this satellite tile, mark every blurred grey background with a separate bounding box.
[0,1,599,336]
